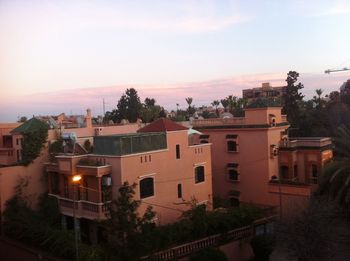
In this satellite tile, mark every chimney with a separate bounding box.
[85,108,92,128]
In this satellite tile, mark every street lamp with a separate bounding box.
[72,175,82,261]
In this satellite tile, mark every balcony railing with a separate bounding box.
[49,194,111,220]
[192,118,246,127]
[279,137,332,149]
[141,216,275,261]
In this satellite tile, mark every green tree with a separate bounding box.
[282,71,304,126]
[220,99,229,112]
[140,98,165,123]
[319,125,350,205]
[104,182,155,260]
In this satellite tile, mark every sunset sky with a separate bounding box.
[1,0,350,121]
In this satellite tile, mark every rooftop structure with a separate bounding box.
[242,82,286,104]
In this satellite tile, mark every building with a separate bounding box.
[45,118,212,240]
[192,107,332,215]
[0,109,140,231]
[242,82,286,103]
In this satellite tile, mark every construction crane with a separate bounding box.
[325,67,350,74]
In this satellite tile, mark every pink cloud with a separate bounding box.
[0,72,349,122]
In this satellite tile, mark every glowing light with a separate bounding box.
[72,175,82,183]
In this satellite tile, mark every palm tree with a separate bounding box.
[314,89,323,108]
[211,100,220,116]
[319,125,350,206]
[185,97,193,117]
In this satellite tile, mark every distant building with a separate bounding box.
[242,82,286,103]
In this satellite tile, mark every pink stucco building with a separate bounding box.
[192,107,333,215]
[44,118,212,240]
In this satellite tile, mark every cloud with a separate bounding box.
[0,0,251,35]
[1,71,349,122]
[294,0,350,17]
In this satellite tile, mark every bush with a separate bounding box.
[189,247,228,261]
[250,235,275,261]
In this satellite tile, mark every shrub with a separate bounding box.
[250,235,275,261]
[189,247,228,261]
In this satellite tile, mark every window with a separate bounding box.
[140,156,143,163]
[195,166,205,183]
[229,197,240,207]
[293,165,298,179]
[83,179,88,200]
[176,144,181,159]
[177,184,182,198]
[149,155,151,162]
[228,168,239,181]
[280,166,289,179]
[16,139,19,145]
[227,140,238,152]
[51,173,60,194]
[140,177,154,199]
[310,164,318,184]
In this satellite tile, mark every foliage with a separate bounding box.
[277,197,350,261]
[189,247,228,261]
[282,71,304,127]
[3,185,105,260]
[212,100,220,116]
[318,125,350,206]
[250,235,275,261]
[18,116,27,122]
[140,97,166,123]
[21,121,49,166]
[83,139,93,153]
[186,97,195,117]
[104,182,155,260]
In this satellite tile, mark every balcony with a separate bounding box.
[279,137,332,149]
[76,164,112,177]
[268,180,312,197]
[192,118,246,127]
[49,194,111,220]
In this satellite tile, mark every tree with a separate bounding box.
[125,88,142,122]
[318,125,350,206]
[140,98,165,123]
[277,198,350,261]
[211,100,220,116]
[282,71,304,126]
[220,99,229,112]
[18,116,27,123]
[185,97,195,117]
[104,182,155,260]
[313,89,323,109]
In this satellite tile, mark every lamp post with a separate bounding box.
[72,175,82,261]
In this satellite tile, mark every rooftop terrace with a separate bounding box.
[93,132,167,156]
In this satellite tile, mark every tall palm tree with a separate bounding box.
[319,125,350,206]
[211,100,220,116]
[185,97,193,117]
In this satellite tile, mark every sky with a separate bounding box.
[0,0,350,121]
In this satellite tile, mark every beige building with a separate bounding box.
[242,82,286,103]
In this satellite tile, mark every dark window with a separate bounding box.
[229,197,240,207]
[227,140,237,152]
[149,155,151,162]
[64,177,69,198]
[51,173,60,194]
[16,150,20,161]
[140,156,143,163]
[176,144,180,159]
[293,165,298,178]
[311,164,318,178]
[195,166,205,183]
[83,179,88,200]
[200,140,209,144]
[228,169,239,181]
[140,177,154,199]
[280,166,289,179]
[177,184,182,198]
[16,139,19,145]
[145,156,147,162]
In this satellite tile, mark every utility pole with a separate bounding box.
[102,98,107,116]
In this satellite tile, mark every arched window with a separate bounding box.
[140,177,154,199]
[195,166,205,183]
